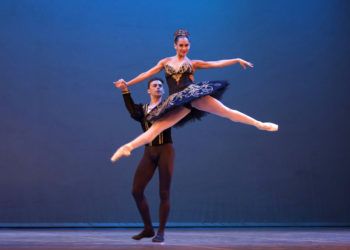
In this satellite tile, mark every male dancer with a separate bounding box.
[115,78,174,243]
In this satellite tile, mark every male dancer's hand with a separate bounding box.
[114,79,128,92]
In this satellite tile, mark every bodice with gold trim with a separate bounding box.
[164,62,194,95]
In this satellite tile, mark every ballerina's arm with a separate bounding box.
[118,58,168,87]
[192,58,253,70]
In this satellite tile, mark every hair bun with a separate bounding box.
[174,29,190,39]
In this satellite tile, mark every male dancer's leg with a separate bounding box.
[152,144,175,242]
[131,147,157,240]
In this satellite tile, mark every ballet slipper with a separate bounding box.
[152,232,164,243]
[256,122,279,132]
[132,229,155,240]
[110,144,132,162]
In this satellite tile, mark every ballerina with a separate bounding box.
[111,29,278,162]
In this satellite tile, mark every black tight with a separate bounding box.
[132,144,174,234]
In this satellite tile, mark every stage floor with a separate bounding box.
[0,228,350,250]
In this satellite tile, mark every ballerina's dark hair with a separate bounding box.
[174,29,190,44]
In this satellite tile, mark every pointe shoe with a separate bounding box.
[110,144,132,162]
[257,122,279,132]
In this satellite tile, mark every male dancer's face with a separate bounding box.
[148,80,164,98]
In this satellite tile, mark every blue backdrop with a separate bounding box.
[1,0,349,226]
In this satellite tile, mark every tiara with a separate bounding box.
[174,29,190,38]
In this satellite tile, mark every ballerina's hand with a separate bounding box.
[113,79,127,89]
[238,59,254,69]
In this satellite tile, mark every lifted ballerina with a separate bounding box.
[111,29,278,162]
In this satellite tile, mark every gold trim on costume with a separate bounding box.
[144,104,152,146]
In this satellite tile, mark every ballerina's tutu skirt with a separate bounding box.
[145,80,229,127]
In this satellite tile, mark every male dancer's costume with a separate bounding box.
[122,90,174,243]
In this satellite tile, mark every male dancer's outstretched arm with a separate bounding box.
[117,81,144,122]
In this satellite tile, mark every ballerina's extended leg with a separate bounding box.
[191,95,278,131]
[111,107,190,162]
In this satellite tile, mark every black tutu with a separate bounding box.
[145,80,229,127]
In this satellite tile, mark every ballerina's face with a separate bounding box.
[174,37,190,57]
[148,80,164,97]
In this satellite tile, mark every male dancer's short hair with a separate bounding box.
[147,77,164,89]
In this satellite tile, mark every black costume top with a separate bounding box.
[122,91,172,146]
[145,62,229,127]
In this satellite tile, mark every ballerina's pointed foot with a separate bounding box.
[111,144,132,162]
[257,122,279,132]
